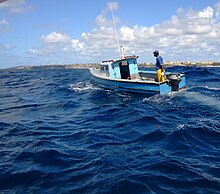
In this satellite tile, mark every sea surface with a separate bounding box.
[0,66,219,193]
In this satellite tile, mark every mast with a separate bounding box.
[110,4,124,59]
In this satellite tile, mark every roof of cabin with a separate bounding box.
[101,55,139,63]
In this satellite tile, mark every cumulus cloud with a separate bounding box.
[40,32,71,44]
[120,26,135,41]
[29,32,85,57]
[214,2,220,23]
[62,39,85,53]
[0,19,9,33]
[96,14,113,27]
[0,43,12,50]
[107,1,119,11]
[94,2,220,61]
[214,2,220,12]
[0,43,14,66]
[30,2,220,62]
[0,19,8,25]
[198,6,214,18]
[96,1,120,27]
[93,3,220,61]
[29,48,46,56]
[0,0,32,13]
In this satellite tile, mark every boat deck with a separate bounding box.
[90,69,166,85]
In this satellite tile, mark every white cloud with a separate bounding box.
[175,35,197,48]
[214,2,220,23]
[107,2,119,11]
[40,32,71,44]
[29,2,220,63]
[0,0,32,13]
[184,23,213,35]
[96,13,113,27]
[0,43,14,68]
[30,32,86,57]
[198,7,214,18]
[96,1,120,27]
[62,39,85,53]
[0,43,12,50]
[0,19,9,33]
[214,2,220,12]
[120,26,135,41]
[29,48,45,56]
[0,19,8,25]
[71,39,84,49]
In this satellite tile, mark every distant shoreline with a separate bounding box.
[1,62,220,70]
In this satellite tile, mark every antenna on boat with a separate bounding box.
[110,3,124,59]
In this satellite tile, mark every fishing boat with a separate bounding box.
[89,55,186,95]
[89,4,185,95]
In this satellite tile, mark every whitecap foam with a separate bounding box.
[177,124,186,130]
[207,87,220,91]
[68,82,99,92]
[191,85,220,91]
[184,91,220,111]
[143,92,179,104]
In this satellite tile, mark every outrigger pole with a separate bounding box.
[110,4,124,59]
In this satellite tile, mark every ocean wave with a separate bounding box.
[182,91,220,111]
[0,66,219,193]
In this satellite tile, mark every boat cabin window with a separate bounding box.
[100,65,109,71]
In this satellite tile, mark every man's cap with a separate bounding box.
[153,50,159,54]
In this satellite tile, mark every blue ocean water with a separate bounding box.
[0,66,219,193]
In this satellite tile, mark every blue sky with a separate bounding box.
[0,0,220,68]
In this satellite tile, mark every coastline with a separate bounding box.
[1,62,220,70]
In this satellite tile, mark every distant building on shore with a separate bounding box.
[165,60,215,66]
[199,61,214,65]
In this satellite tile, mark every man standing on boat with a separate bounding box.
[153,50,165,82]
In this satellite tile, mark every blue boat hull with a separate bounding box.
[91,71,186,95]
